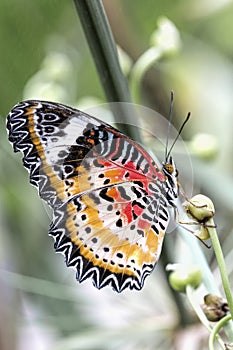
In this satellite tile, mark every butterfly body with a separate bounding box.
[7,100,178,292]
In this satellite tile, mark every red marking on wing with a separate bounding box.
[123,202,133,223]
[133,204,144,217]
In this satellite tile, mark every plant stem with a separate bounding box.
[208,218,233,341]
[73,0,141,141]
[209,314,232,350]
[130,47,162,104]
[208,219,233,319]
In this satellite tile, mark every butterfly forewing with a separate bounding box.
[7,100,172,292]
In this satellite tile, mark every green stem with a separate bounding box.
[208,219,233,319]
[209,314,232,350]
[73,0,131,103]
[208,218,233,341]
[73,0,141,141]
[129,47,162,104]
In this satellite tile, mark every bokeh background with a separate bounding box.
[1,1,233,349]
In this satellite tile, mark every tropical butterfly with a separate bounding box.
[7,100,185,292]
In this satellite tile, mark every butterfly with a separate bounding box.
[7,100,181,292]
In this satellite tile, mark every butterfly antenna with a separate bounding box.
[166,112,191,162]
[165,90,174,161]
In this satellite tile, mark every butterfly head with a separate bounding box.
[162,156,179,206]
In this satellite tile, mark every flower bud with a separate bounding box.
[167,264,202,292]
[202,294,229,322]
[183,194,215,223]
[150,17,181,56]
[190,133,218,160]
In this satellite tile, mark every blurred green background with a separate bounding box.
[1,1,233,349]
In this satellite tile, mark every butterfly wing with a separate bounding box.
[7,100,170,292]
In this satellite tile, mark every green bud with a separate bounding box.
[183,194,215,223]
[150,17,181,56]
[189,133,218,160]
[193,226,210,241]
[168,264,202,292]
